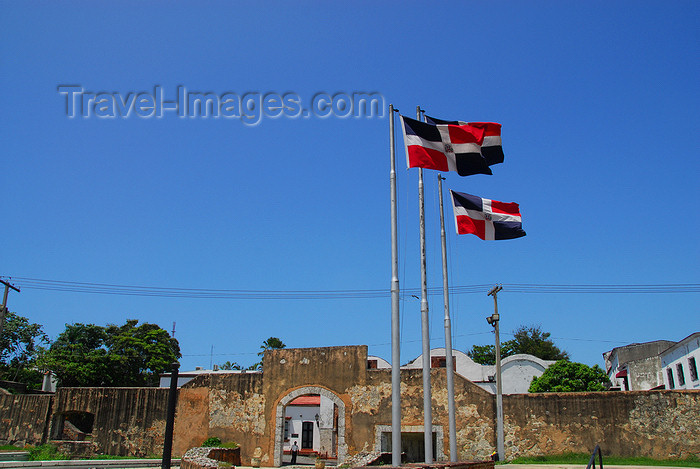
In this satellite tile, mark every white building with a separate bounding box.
[660,332,700,390]
[367,355,391,369]
[603,340,674,391]
[283,394,336,457]
[402,348,556,394]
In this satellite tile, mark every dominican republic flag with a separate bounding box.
[426,116,504,167]
[400,115,492,176]
[450,190,526,240]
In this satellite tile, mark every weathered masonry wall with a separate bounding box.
[353,368,496,460]
[1,345,699,462]
[263,346,367,465]
[0,393,52,446]
[504,390,700,459]
[52,387,170,457]
[172,372,266,464]
[0,388,170,457]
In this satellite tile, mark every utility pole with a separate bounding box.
[487,285,504,461]
[0,279,21,338]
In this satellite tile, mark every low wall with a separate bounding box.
[1,346,699,461]
[504,389,700,459]
[52,387,170,457]
[0,393,52,446]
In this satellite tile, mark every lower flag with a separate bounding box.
[450,190,526,240]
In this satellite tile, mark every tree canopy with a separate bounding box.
[219,360,242,370]
[248,336,286,370]
[467,325,569,365]
[39,319,180,387]
[0,311,49,388]
[528,359,610,392]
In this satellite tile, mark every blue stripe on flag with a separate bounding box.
[402,116,442,142]
[451,191,483,211]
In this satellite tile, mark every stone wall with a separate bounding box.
[354,368,495,460]
[52,387,170,457]
[0,393,52,446]
[504,390,700,459]
[172,346,700,463]
[263,345,368,465]
[173,372,267,464]
[1,345,699,462]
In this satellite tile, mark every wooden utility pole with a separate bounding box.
[0,279,21,338]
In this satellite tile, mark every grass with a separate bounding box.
[0,445,25,452]
[506,453,700,467]
[27,444,69,461]
[21,443,163,461]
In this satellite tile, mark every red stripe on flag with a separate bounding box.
[456,215,486,240]
[447,124,484,144]
[469,122,501,137]
[489,200,521,215]
[407,145,449,171]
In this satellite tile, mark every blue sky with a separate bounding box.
[2,1,698,372]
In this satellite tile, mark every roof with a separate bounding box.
[288,395,320,406]
[603,340,676,372]
[659,332,700,356]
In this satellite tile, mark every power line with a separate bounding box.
[2,276,699,300]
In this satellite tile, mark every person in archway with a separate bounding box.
[291,440,299,465]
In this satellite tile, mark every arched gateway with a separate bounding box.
[274,386,347,467]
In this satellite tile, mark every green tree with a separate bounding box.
[528,359,610,392]
[467,325,569,365]
[37,323,111,387]
[0,312,49,388]
[249,336,286,370]
[105,319,181,386]
[219,361,242,370]
[510,325,570,361]
[258,337,286,356]
[466,343,516,365]
[39,319,180,387]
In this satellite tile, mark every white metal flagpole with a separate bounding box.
[389,104,402,467]
[438,174,458,461]
[417,106,433,464]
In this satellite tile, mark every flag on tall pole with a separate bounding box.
[450,190,526,240]
[388,105,401,468]
[425,116,504,166]
[400,115,504,176]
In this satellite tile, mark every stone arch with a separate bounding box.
[274,386,347,467]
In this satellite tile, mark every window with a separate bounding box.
[431,356,447,368]
[667,368,675,389]
[367,359,378,369]
[677,363,685,386]
[689,357,698,381]
[284,419,289,440]
[430,356,456,370]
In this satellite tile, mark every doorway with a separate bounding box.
[301,421,314,449]
[274,386,347,466]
